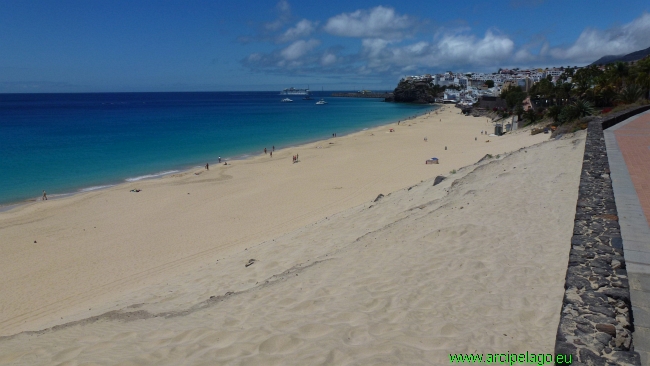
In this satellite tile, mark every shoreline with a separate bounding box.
[0,106,437,211]
[0,122,587,364]
[0,106,548,338]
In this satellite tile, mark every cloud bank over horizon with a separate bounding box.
[242,2,650,78]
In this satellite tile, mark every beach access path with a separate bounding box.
[605,110,650,365]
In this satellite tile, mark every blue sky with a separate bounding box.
[1,0,649,93]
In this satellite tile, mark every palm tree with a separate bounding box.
[555,83,573,106]
[572,99,595,118]
[617,84,644,104]
[608,62,629,91]
[633,71,650,100]
[515,105,525,121]
[546,105,562,123]
[595,85,617,107]
[524,108,538,124]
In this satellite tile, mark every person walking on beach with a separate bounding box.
[218,156,221,163]
[206,163,209,170]
[42,190,47,200]
[270,151,272,157]
[264,148,267,154]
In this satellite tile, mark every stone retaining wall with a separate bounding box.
[554,106,650,366]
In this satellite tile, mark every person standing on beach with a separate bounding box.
[42,190,47,200]
[218,156,221,163]
[270,151,272,157]
[206,163,209,170]
[264,148,267,154]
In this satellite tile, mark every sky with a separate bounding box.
[1,0,649,93]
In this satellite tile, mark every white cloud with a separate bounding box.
[361,38,391,58]
[436,30,514,65]
[280,39,320,60]
[514,48,534,63]
[324,6,412,40]
[279,19,317,42]
[264,0,292,31]
[321,53,337,66]
[247,53,262,62]
[244,10,650,78]
[549,12,650,62]
[276,0,290,14]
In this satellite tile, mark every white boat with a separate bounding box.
[315,99,327,105]
[281,98,293,102]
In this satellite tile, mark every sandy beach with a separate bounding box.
[0,108,584,364]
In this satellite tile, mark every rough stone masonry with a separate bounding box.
[554,107,650,366]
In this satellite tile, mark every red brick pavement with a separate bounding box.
[615,113,650,227]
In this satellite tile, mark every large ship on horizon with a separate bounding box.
[280,87,311,96]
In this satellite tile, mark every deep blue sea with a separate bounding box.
[0,92,434,205]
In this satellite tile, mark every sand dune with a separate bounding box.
[0,120,585,365]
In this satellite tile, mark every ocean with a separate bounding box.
[0,92,435,206]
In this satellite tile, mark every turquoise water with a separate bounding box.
[0,92,435,205]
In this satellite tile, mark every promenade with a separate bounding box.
[605,110,650,365]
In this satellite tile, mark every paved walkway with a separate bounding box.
[605,110,650,365]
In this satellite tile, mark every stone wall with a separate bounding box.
[554,106,650,366]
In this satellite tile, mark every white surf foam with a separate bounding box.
[79,185,115,192]
[125,170,179,182]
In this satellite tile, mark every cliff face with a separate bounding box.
[385,80,437,103]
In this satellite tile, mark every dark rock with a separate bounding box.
[590,306,616,318]
[555,341,577,358]
[568,274,591,290]
[580,292,608,307]
[590,258,610,269]
[585,314,617,325]
[592,267,610,276]
[578,348,607,366]
[389,79,438,103]
[595,332,612,346]
[602,288,630,304]
[373,194,384,202]
[576,323,594,334]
